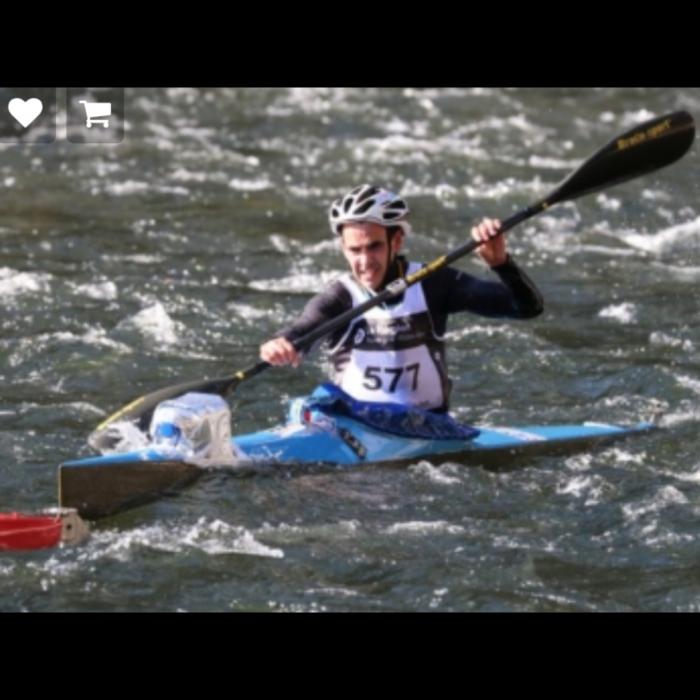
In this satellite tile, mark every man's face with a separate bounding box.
[341,222,403,291]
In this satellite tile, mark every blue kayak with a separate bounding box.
[232,418,654,466]
[59,385,657,519]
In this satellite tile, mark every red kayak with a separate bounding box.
[0,510,88,551]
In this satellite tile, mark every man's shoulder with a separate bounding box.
[322,275,353,296]
[310,276,353,309]
[417,261,465,287]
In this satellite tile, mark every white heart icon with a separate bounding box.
[8,98,43,128]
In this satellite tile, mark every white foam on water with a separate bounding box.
[228,302,274,323]
[156,185,190,197]
[96,181,189,198]
[0,562,16,577]
[489,534,558,554]
[528,591,597,611]
[618,108,658,128]
[274,87,347,115]
[456,113,552,140]
[463,176,549,201]
[598,302,637,324]
[651,333,694,352]
[674,374,700,395]
[249,270,340,294]
[384,521,466,536]
[429,588,450,609]
[557,475,594,497]
[640,530,695,549]
[618,216,700,256]
[64,401,106,418]
[304,587,360,599]
[648,262,700,282]
[352,135,463,165]
[8,557,83,594]
[596,193,622,211]
[170,168,229,184]
[662,463,700,484]
[80,328,133,353]
[145,230,190,246]
[176,126,219,147]
[184,519,284,558]
[287,184,335,201]
[418,98,438,114]
[622,485,688,523]
[388,116,430,137]
[228,177,273,191]
[3,329,132,369]
[82,527,165,562]
[86,518,284,560]
[557,474,611,506]
[641,188,673,203]
[565,454,594,472]
[103,253,164,265]
[116,302,183,345]
[435,183,460,209]
[102,180,149,195]
[302,238,339,255]
[446,323,528,342]
[10,328,132,353]
[566,243,639,265]
[532,207,582,233]
[528,155,580,170]
[598,394,667,411]
[659,407,700,429]
[409,461,461,485]
[267,600,328,613]
[0,267,52,299]
[601,448,646,466]
[71,280,118,301]
[400,175,545,208]
[27,556,83,587]
[259,520,361,543]
[268,233,293,253]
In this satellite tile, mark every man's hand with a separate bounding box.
[471,218,507,267]
[260,337,302,367]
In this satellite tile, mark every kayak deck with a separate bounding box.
[59,418,657,520]
[234,419,655,466]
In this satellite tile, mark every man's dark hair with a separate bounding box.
[386,225,403,242]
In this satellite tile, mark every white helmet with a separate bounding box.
[329,184,411,236]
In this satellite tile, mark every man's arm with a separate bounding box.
[431,217,544,320]
[423,255,544,323]
[260,281,352,366]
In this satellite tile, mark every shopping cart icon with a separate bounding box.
[79,100,111,128]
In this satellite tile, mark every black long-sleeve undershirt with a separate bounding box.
[278,255,543,350]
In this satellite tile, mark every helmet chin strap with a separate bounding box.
[379,230,403,290]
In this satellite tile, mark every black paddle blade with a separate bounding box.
[547,110,695,207]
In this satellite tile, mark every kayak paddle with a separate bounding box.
[91,109,695,439]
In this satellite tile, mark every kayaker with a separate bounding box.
[260,184,543,412]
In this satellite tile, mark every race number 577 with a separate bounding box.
[362,363,420,392]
